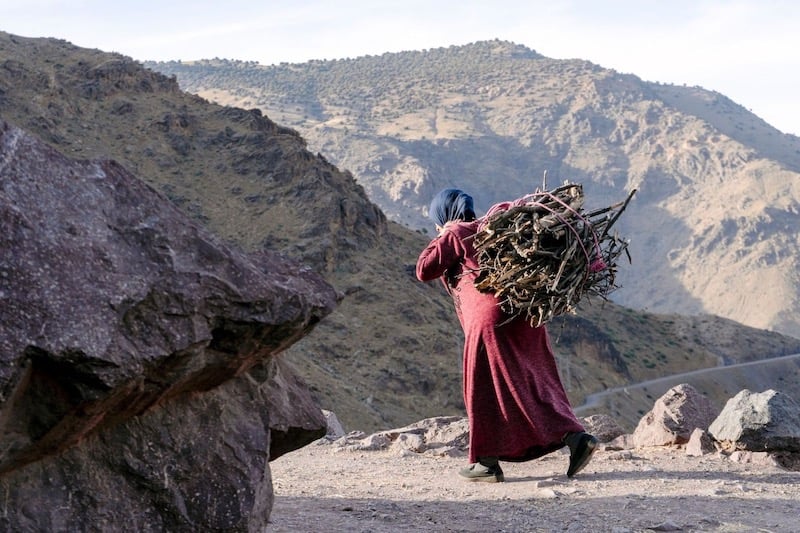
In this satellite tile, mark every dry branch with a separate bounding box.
[472,182,636,327]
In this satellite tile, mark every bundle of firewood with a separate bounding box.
[472,182,635,327]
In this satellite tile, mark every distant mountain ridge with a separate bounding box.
[3,32,800,435]
[147,39,800,339]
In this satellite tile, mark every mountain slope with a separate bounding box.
[147,40,800,339]
[3,32,799,434]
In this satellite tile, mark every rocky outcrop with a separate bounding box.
[0,119,338,530]
[632,384,718,447]
[324,416,470,457]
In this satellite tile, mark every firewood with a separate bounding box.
[471,182,636,326]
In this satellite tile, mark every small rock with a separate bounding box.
[685,428,717,457]
[649,520,683,531]
[727,450,782,467]
[582,413,626,442]
[605,434,635,450]
[322,409,346,439]
[536,488,559,499]
[390,433,426,453]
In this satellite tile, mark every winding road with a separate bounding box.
[575,352,800,414]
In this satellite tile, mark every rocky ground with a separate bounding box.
[268,441,799,532]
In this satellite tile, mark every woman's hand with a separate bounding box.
[436,221,456,236]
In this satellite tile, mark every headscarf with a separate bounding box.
[429,188,476,227]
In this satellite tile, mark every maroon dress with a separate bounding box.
[416,220,585,463]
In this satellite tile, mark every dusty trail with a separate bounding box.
[268,441,799,532]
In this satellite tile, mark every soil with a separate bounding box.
[267,442,799,532]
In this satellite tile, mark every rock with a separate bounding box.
[685,428,717,457]
[384,416,470,453]
[258,356,327,460]
[390,433,426,453]
[605,434,635,451]
[0,120,338,530]
[351,433,392,451]
[582,413,626,443]
[708,389,800,452]
[727,450,783,467]
[648,520,683,531]
[321,409,347,439]
[325,416,471,456]
[633,384,717,447]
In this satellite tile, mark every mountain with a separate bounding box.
[2,32,799,434]
[146,39,800,339]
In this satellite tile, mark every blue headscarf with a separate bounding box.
[429,189,476,227]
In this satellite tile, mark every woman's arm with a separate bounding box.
[416,227,463,282]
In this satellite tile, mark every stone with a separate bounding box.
[322,416,471,456]
[708,389,800,452]
[582,413,626,443]
[321,409,347,439]
[352,433,392,451]
[727,450,783,467]
[633,384,717,447]
[390,433,426,453]
[685,428,717,457]
[385,416,469,452]
[605,434,635,451]
[0,120,338,530]
[258,356,328,460]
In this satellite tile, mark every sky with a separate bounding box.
[2,0,799,136]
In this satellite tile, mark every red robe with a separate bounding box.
[416,220,584,463]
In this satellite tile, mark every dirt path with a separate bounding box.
[267,441,799,532]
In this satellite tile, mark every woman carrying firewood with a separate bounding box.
[416,188,597,482]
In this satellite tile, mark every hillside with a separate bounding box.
[2,32,800,434]
[147,40,800,339]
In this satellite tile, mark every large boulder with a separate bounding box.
[0,120,338,530]
[708,389,800,453]
[633,383,717,447]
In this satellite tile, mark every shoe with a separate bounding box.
[459,462,505,483]
[564,432,598,477]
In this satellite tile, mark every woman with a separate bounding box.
[416,188,597,482]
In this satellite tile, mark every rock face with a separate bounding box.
[633,384,717,447]
[0,120,338,530]
[708,389,800,453]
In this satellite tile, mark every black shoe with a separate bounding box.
[565,432,598,477]
[459,462,505,482]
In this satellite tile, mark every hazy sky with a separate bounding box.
[2,0,798,136]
